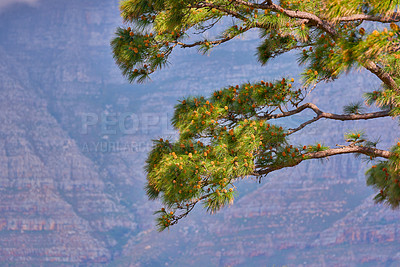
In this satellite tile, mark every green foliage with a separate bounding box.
[111,27,170,83]
[112,0,400,229]
[343,101,365,115]
[366,142,400,208]
[326,0,399,19]
[345,130,366,143]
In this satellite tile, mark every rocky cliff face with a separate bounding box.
[0,0,399,266]
[0,1,138,263]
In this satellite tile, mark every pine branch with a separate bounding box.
[167,193,212,227]
[174,26,254,48]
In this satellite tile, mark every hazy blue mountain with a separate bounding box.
[0,0,399,266]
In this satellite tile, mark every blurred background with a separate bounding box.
[0,0,400,266]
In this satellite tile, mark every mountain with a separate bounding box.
[0,0,399,266]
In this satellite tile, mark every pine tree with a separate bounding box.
[112,0,400,231]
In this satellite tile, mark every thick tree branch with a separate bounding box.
[338,12,400,23]
[306,145,392,159]
[269,3,337,36]
[256,145,393,176]
[230,0,337,36]
[363,60,399,91]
